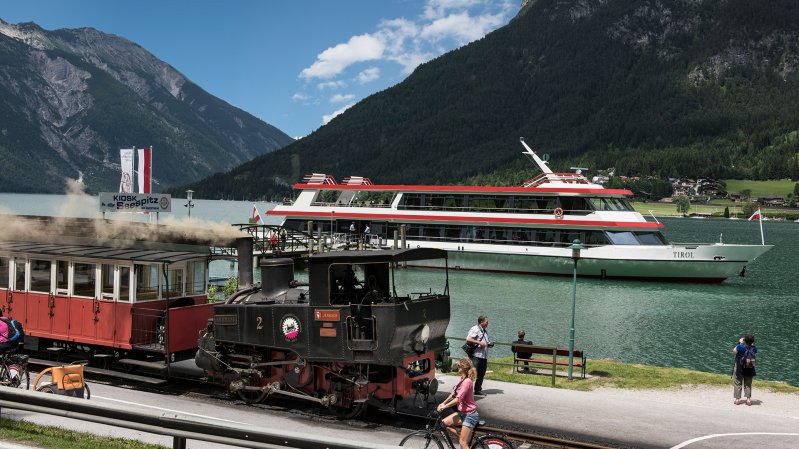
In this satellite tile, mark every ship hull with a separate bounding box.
[403,241,772,283]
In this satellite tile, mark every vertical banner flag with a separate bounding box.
[119,148,134,193]
[748,209,761,221]
[252,204,263,223]
[137,146,152,194]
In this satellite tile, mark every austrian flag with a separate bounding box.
[252,204,263,223]
[748,209,762,221]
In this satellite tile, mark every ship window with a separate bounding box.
[399,193,422,209]
[136,264,159,301]
[0,257,9,289]
[606,231,639,245]
[30,259,52,293]
[585,231,610,245]
[186,261,206,294]
[422,226,441,240]
[119,266,131,302]
[559,197,591,214]
[635,232,667,245]
[73,262,97,297]
[56,260,69,294]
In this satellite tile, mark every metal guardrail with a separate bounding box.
[0,388,403,449]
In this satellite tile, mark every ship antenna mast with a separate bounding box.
[520,137,553,174]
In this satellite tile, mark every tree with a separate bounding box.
[741,189,752,201]
[742,202,759,217]
[207,276,239,302]
[676,195,691,215]
[723,206,730,218]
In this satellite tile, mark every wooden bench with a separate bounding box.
[511,343,587,379]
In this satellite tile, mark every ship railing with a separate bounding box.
[397,204,593,215]
[310,201,392,208]
[521,172,591,188]
[404,235,602,248]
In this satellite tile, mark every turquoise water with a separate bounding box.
[1,194,796,385]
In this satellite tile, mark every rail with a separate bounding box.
[0,388,403,449]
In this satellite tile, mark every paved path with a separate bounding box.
[4,373,798,449]
[432,375,799,449]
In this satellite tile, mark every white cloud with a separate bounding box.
[300,34,385,80]
[330,93,355,104]
[356,67,380,84]
[424,0,485,20]
[322,103,355,125]
[317,80,347,90]
[421,11,507,44]
[292,93,311,101]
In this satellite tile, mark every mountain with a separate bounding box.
[0,19,293,193]
[179,0,799,200]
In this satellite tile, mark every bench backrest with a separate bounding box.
[512,344,584,358]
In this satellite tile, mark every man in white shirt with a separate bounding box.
[465,315,492,395]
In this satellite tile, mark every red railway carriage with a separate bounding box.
[0,241,215,375]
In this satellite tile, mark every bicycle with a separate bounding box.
[0,347,30,390]
[400,411,514,449]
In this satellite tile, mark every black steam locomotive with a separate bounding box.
[195,248,450,417]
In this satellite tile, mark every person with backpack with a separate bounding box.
[0,309,24,354]
[733,332,757,406]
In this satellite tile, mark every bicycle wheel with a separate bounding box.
[4,363,29,390]
[399,430,445,449]
[475,434,515,449]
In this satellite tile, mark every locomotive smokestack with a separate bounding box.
[237,237,254,288]
[260,258,294,299]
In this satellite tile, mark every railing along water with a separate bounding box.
[0,388,403,449]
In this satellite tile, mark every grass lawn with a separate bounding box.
[0,418,166,449]
[724,179,796,196]
[481,357,799,393]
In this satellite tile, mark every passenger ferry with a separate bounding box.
[267,140,772,283]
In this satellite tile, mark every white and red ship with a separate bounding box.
[267,140,771,282]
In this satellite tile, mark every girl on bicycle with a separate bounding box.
[436,357,479,449]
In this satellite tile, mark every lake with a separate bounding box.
[1,193,796,385]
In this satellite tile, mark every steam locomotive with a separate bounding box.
[195,248,451,417]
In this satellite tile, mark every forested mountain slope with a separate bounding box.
[179,0,799,200]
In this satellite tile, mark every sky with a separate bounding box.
[1,0,517,139]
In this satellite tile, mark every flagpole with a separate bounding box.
[758,208,764,245]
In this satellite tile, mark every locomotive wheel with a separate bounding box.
[236,388,268,404]
[328,401,365,419]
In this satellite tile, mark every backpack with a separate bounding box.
[741,345,756,369]
[1,317,24,343]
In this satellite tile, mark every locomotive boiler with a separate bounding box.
[195,248,450,417]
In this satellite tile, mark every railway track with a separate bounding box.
[26,358,624,449]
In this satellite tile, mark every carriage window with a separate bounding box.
[73,262,96,297]
[136,264,159,301]
[163,267,184,298]
[119,266,130,302]
[0,257,8,289]
[30,259,52,293]
[14,258,26,291]
[186,261,206,294]
[56,261,69,294]
[101,264,115,299]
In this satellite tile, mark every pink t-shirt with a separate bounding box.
[455,377,477,414]
[0,319,8,343]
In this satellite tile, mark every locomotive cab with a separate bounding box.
[197,248,450,417]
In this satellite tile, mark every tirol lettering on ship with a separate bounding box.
[280,314,302,342]
[673,251,694,259]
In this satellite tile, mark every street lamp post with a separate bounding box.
[567,239,583,381]
[185,190,194,217]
